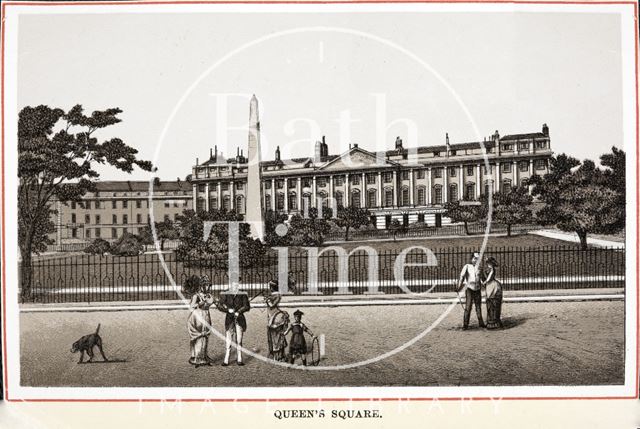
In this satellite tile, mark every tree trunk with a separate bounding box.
[344,226,350,241]
[464,222,469,235]
[577,230,588,250]
[507,224,512,237]
[160,239,165,251]
[20,246,33,302]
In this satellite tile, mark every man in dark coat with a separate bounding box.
[216,288,251,366]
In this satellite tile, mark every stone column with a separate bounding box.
[392,171,398,206]
[230,180,236,210]
[192,183,197,211]
[495,162,501,193]
[475,164,481,199]
[312,176,317,208]
[204,183,210,211]
[458,165,464,200]
[217,182,222,209]
[345,173,350,206]
[297,177,302,212]
[284,179,289,212]
[270,179,276,211]
[362,172,366,206]
[426,167,432,204]
[377,172,382,207]
[409,169,414,206]
[329,175,334,210]
[443,167,448,203]
[513,160,519,187]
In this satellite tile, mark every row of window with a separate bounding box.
[70,200,188,210]
[69,214,179,239]
[70,212,182,225]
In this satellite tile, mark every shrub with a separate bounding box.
[84,238,111,255]
[110,232,144,256]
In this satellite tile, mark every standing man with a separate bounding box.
[216,287,251,366]
[456,252,486,330]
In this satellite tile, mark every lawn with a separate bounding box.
[19,299,624,387]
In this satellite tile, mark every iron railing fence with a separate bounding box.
[22,245,625,303]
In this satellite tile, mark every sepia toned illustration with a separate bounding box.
[2,2,637,399]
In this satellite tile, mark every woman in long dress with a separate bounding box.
[483,256,503,329]
[265,280,289,361]
[184,275,214,367]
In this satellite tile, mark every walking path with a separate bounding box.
[530,230,625,249]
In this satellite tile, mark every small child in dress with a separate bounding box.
[284,309,314,366]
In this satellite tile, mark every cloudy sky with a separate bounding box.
[17,9,624,180]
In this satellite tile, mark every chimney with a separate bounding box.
[196,157,199,166]
[275,145,281,162]
[315,140,322,163]
[353,143,358,148]
[542,123,549,137]
[446,133,450,147]
[321,135,328,159]
[395,136,403,150]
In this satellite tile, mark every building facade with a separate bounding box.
[51,179,192,247]
[190,124,553,229]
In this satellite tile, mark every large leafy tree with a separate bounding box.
[333,206,372,241]
[530,153,624,250]
[489,185,534,237]
[18,105,153,299]
[599,146,626,232]
[287,207,333,246]
[444,200,482,235]
[139,219,180,251]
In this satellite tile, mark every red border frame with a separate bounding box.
[1,0,638,403]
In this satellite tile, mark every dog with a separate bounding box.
[70,324,108,364]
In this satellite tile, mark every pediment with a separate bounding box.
[318,147,397,171]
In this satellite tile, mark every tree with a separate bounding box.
[110,232,144,256]
[287,207,333,246]
[139,219,180,251]
[84,238,111,255]
[530,153,625,250]
[264,209,291,247]
[444,200,482,235]
[18,105,152,299]
[599,146,626,232]
[333,206,372,241]
[388,219,406,241]
[489,186,534,237]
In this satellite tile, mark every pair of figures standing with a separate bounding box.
[185,276,250,367]
[456,253,503,330]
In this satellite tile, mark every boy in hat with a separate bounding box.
[456,252,486,329]
[284,310,314,366]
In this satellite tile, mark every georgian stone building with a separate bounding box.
[190,125,553,229]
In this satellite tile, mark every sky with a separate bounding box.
[17,10,624,181]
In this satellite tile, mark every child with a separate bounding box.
[284,309,314,366]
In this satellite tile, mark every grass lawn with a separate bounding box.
[19,300,624,387]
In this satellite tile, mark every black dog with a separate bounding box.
[70,324,108,364]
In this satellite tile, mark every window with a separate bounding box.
[335,191,344,208]
[123,200,128,209]
[535,141,547,149]
[433,151,441,157]
[401,188,409,206]
[401,171,409,180]
[222,182,229,191]
[136,200,142,209]
[384,189,394,207]
[366,174,376,184]
[417,187,426,205]
[223,196,231,211]
[86,230,91,239]
[317,177,327,187]
[236,182,244,190]
[174,201,179,208]
[367,190,377,207]
[276,180,284,189]
[236,196,245,214]
[264,196,271,211]
[276,193,285,210]
[85,214,90,224]
[534,159,547,170]
[466,166,474,176]
[96,228,101,238]
[111,228,117,238]
[288,193,297,211]
[519,161,529,172]
[265,181,272,190]
[334,177,343,186]
[465,184,475,200]
[164,201,170,208]
[449,184,458,202]
[123,214,128,224]
[383,172,393,183]
[71,228,77,238]
[71,202,76,210]
[95,201,101,209]
[164,214,170,222]
[450,150,457,156]
[95,215,101,224]
[433,168,443,178]
[417,170,425,179]
[502,163,512,173]
[519,142,529,151]
[502,180,512,193]
[449,167,457,177]
[351,190,361,208]
[137,214,142,224]
[112,215,117,224]
[71,214,76,224]
[351,175,360,185]
[112,200,117,209]
[484,165,493,175]
[484,182,492,196]
[418,213,425,223]
[433,186,443,204]
[502,143,513,151]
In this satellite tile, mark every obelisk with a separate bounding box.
[246,94,264,241]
